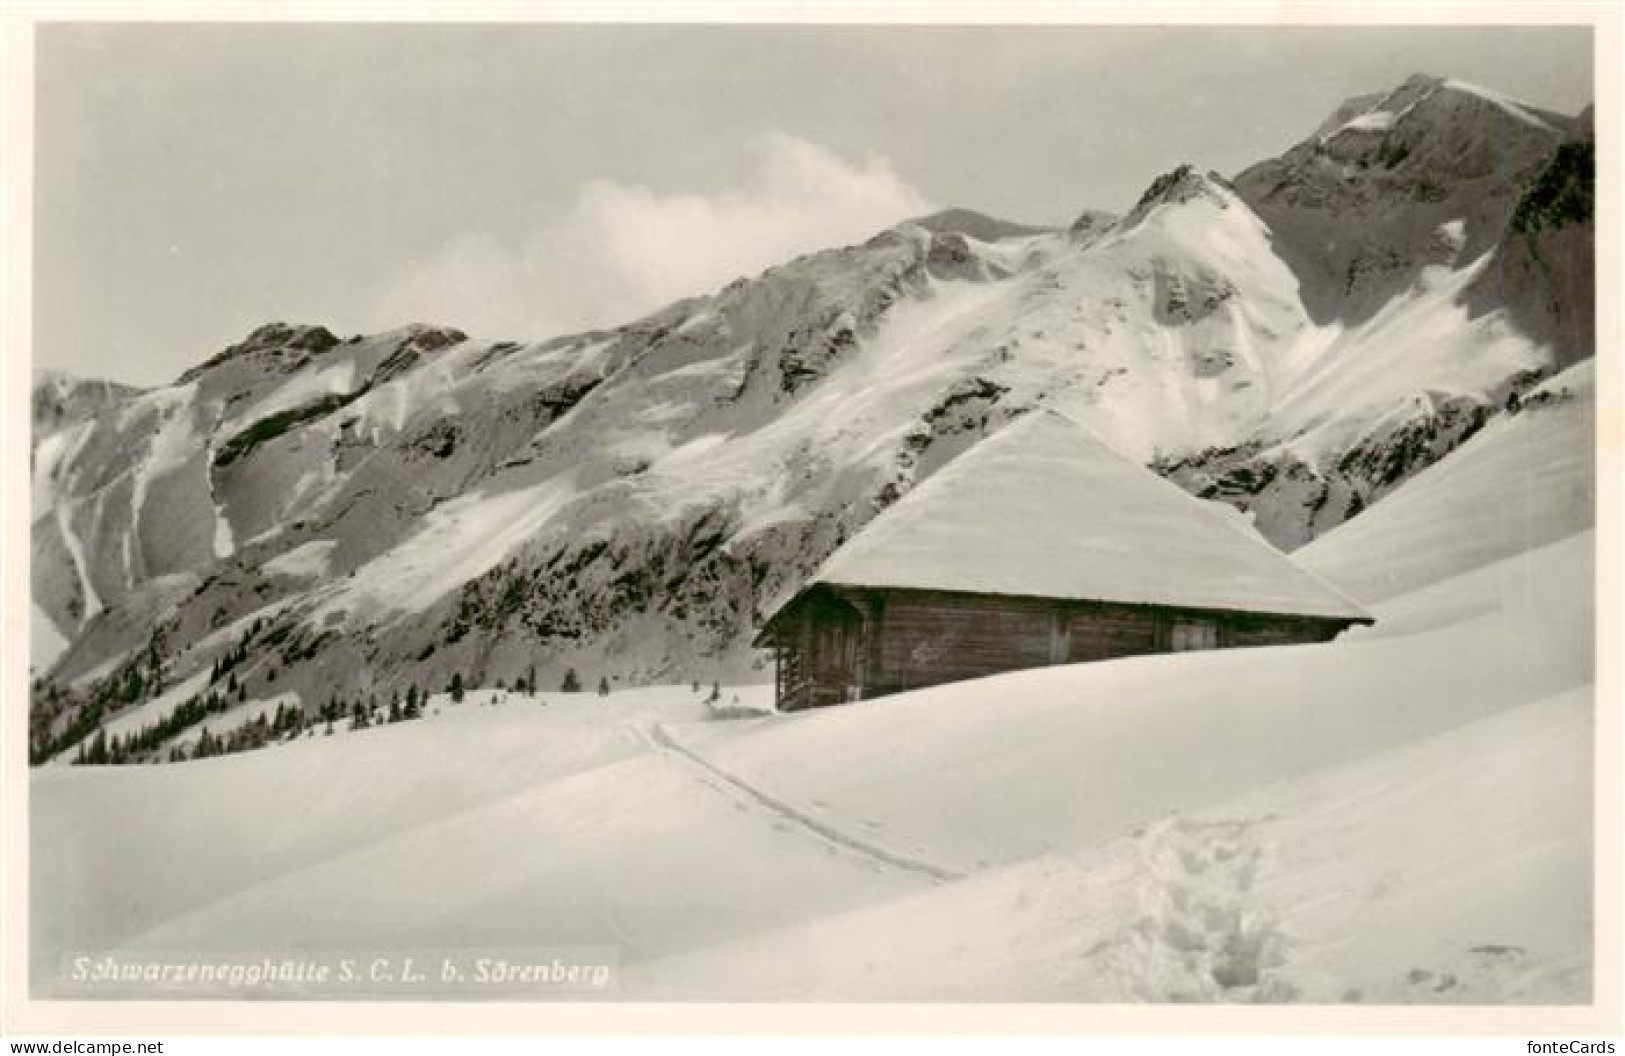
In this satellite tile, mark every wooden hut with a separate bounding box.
[757,410,1372,711]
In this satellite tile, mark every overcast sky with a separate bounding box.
[35,22,1593,386]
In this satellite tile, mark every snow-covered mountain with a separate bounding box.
[29,73,1594,763]
[30,358,1597,1001]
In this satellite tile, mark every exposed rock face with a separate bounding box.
[906,207,1054,242]
[1154,389,1507,551]
[1068,209,1117,243]
[30,73,1593,764]
[1126,165,1235,223]
[1234,74,1579,323]
[1467,123,1595,370]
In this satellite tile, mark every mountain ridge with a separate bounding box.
[29,73,1595,765]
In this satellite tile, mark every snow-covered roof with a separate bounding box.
[779,410,1372,622]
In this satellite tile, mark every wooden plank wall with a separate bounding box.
[1219,618,1344,648]
[1065,606,1161,662]
[874,592,1055,693]
[776,585,1359,708]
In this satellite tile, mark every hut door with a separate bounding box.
[811,598,864,703]
[1170,619,1218,652]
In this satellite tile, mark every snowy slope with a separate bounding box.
[1298,360,1594,602]
[626,682,1590,1003]
[1258,248,1551,456]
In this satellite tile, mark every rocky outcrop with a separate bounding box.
[1234,74,1577,323]
[1466,126,1595,370]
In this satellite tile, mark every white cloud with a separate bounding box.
[371,134,933,339]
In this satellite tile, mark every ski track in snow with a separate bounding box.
[644,721,963,883]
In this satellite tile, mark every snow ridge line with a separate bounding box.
[645,722,963,883]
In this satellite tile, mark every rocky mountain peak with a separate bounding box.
[243,322,341,353]
[1232,72,1580,324]
[904,207,1053,243]
[1067,209,1118,242]
[1313,73,1572,163]
[1384,72,1448,107]
[392,323,470,353]
[175,322,342,385]
[31,370,141,443]
[1124,165,1234,226]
